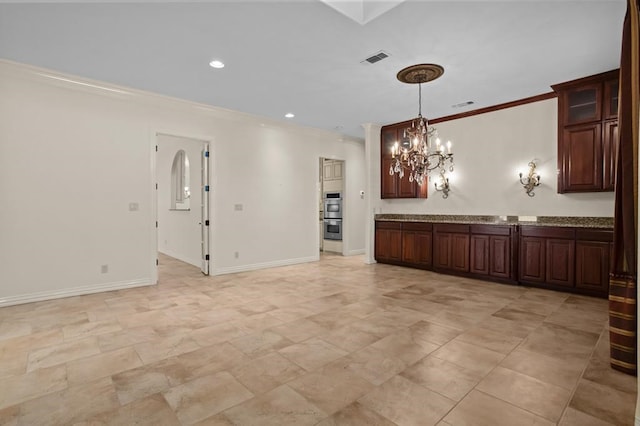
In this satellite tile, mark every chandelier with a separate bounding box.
[389,64,454,186]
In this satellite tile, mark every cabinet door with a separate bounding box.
[520,236,546,283]
[375,228,402,262]
[470,235,489,275]
[451,234,470,272]
[323,161,333,181]
[560,123,603,192]
[546,239,575,287]
[604,78,619,119]
[576,241,610,294]
[399,172,418,198]
[563,83,602,125]
[402,231,432,267]
[434,233,452,269]
[603,120,618,191]
[489,235,511,279]
[416,232,433,267]
[381,157,399,199]
[332,162,343,180]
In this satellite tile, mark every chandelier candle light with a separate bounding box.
[390,64,454,186]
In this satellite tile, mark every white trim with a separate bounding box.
[345,249,365,256]
[0,279,153,308]
[212,255,319,276]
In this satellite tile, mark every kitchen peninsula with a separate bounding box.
[375,214,613,298]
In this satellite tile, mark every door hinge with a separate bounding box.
[204,151,209,158]
[205,254,210,261]
[155,183,158,190]
[155,145,158,152]
[156,221,158,228]
[204,185,210,192]
[156,258,159,266]
[205,220,209,226]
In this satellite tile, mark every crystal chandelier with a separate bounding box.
[390,64,454,186]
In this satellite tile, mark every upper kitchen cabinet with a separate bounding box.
[552,69,619,193]
[380,122,428,199]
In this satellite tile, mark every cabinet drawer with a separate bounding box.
[470,224,511,236]
[520,226,575,239]
[434,224,470,234]
[403,222,432,232]
[576,228,613,242]
[376,221,402,230]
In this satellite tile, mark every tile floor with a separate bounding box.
[0,253,636,425]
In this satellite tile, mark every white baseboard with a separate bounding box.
[344,249,365,256]
[212,255,319,276]
[0,278,153,307]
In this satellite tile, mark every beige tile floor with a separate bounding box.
[0,253,636,425]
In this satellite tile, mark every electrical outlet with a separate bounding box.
[101,264,109,273]
[234,204,243,211]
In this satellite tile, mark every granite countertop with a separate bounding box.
[374,214,614,229]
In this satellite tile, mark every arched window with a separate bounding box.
[171,150,190,210]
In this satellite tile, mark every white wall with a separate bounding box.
[0,60,366,306]
[369,99,614,217]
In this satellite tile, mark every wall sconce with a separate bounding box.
[519,161,540,197]
[434,171,450,199]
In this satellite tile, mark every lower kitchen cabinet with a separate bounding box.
[433,224,470,273]
[470,225,515,282]
[375,220,612,298]
[374,221,402,262]
[520,227,575,289]
[401,223,432,268]
[575,229,613,296]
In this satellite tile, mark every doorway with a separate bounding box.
[156,133,210,275]
[319,157,345,255]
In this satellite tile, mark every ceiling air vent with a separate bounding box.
[362,51,390,64]
[452,101,475,108]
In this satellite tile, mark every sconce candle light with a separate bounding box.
[519,161,540,197]
[434,171,450,198]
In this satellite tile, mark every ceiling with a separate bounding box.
[0,1,626,140]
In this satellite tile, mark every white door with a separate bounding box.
[201,144,210,275]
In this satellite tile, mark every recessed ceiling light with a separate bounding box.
[285,113,295,118]
[209,60,225,69]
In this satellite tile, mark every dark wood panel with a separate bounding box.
[560,123,603,192]
[403,222,432,232]
[546,239,575,287]
[451,234,470,272]
[519,236,546,283]
[434,224,470,234]
[434,233,452,269]
[470,224,512,236]
[576,228,614,242]
[490,235,511,279]
[470,235,489,275]
[375,228,402,262]
[381,156,399,199]
[603,120,618,191]
[576,241,610,294]
[520,226,575,239]
[375,221,401,230]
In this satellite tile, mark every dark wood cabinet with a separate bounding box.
[380,122,428,199]
[575,229,613,297]
[519,236,546,283]
[546,238,575,287]
[433,224,469,273]
[520,226,575,289]
[375,220,611,298]
[374,221,402,262]
[553,69,619,193]
[402,222,432,268]
[470,225,516,281]
[560,123,603,192]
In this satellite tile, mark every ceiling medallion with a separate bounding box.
[389,64,454,195]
